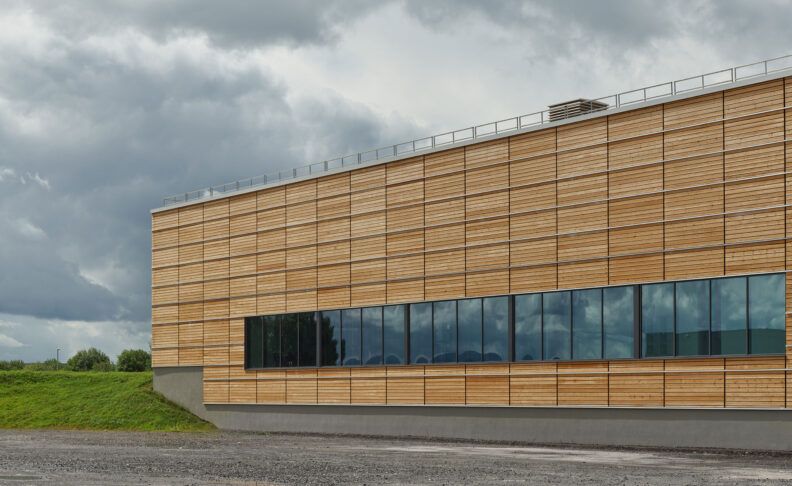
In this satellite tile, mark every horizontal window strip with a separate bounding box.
[152,104,792,233]
[152,135,792,252]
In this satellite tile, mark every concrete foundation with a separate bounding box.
[154,367,792,451]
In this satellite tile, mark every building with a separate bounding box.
[152,56,792,450]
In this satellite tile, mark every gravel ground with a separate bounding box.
[0,430,791,485]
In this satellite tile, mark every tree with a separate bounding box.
[0,360,24,371]
[67,348,111,371]
[116,349,151,372]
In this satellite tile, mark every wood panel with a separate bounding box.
[317,368,351,404]
[350,367,386,404]
[724,357,785,408]
[203,380,229,403]
[557,361,608,406]
[257,370,286,403]
[509,362,557,405]
[665,358,724,407]
[285,369,317,403]
[387,366,424,404]
[425,365,465,405]
[608,360,664,407]
[465,364,508,405]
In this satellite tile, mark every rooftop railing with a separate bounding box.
[162,54,792,207]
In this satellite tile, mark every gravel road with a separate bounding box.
[0,429,791,485]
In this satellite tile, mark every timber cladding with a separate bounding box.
[153,76,792,407]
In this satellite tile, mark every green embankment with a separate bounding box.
[0,371,214,431]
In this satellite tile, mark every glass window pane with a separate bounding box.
[603,286,634,359]
[675,281,709,356]
[341,308,361,366]
[543,292,570,360]
[711,277,746,355]
[458,298,482,362]
[409,303,432,364]
[281,313,298,367]
[572,289,602,360]
[362,307,383,365]
[748,274,785,354]
[433,301,457,363]
[245,317,264,368]
[514,294,541,361]
[298,312,317,367]
[641,283,674,357]
[483,296,508,362]
[383,305,405,364]
[263,315,281,367]
[320,310,341,366]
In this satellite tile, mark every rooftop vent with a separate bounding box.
[547,98,608,122]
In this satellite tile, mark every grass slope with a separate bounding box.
[0,371,214,431]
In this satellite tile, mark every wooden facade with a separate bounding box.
[153,77,792,407]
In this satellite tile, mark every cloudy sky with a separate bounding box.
[0,0,788,363]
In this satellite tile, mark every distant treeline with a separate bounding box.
[0,348,151,372]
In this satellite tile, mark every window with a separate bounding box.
[514,294,541,361]
[298,313,317,367]
[483,297,509,361]
[458,299,482,362]
[572,289,601,360]
[433,300,457,363]
[641,283,674,357]
[245,316,264,369]
[383,305,405,364]
[543,292,570,360]
[281,313,298,367]
[320,310,341,366]
[675,280,709,356]
[362,307,383,365]
[711,277,746,355]
[341,308,361,366]
[748,274,784,354]
[409,303,431,364]
[263,315,281,367]
[603,286,633,359]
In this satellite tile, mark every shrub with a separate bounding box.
[67,348,111,372]
[116,349,151,372]
[0,360,25,371]
[92,361,115,372]
[24,359,62,371]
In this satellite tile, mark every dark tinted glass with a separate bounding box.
[383,305,405,364]
[341,308,361,366]
[281,313,298,367]
[245,317,264,369]
[298,312,317,366]
[711,277,746,355]
[483,297,508,361]
[458,298,482,362]
[409,303,432,364]
[603,286,633,359]
[320,310,341,366]
[543,292,570,360]
[362,307,383,365]
[641,283,674,357]
[675,280,709,356]
[263,315,281,367]
[514,294,541,361]
[572,289,602,360]
[748,274,785,354]
[433,301,457,363]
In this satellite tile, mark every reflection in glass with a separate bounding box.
[433,301,457,363]
[641,283,673,357]
[362,307,383,365]
[458,299,482,362]
[572,289,602,360]
[748,274,785,354]
[483,297,508,361]
[298,312,317,367]
[245,316,264,368]
[675,281,709,356]
[281,313,298,367]
[514,294,541,361]
[603,286,633,359]
[410,303,432,364]
[320,310,341,366]
[383,305,405,364]
[263,315,281,367]
[341,308,361,366]
[711,277,746,355]
[543,292,570,360]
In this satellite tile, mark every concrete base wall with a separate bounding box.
[154,367,792,451]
